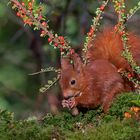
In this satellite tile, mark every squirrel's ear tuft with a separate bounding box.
[72,53,83,73]
[61,57,72,70]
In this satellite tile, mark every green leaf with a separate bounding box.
[48,80,53,84]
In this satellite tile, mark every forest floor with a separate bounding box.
[0,92,140,140]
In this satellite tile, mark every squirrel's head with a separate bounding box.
[59,53,85,99]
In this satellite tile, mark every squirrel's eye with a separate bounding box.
[70,79,76,85]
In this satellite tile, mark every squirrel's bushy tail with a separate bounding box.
[86,28,140,72]
[86,28,140,90]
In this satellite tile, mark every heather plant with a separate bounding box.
[10,0,74,56]
[113,0,140,90]
[83,0,110,63]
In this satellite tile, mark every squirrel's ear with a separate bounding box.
[61,57,71,70]
[72,53,83,73]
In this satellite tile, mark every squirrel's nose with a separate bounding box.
[63,90,74,99]
[63,89,74,100]
[64,95,73,100]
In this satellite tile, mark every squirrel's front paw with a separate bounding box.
[62,98,77,109]
[68,97,77,109]
[62,100,70,109]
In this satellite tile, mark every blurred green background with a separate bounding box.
[0,0,140,119]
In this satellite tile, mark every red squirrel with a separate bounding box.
[60,53,124,115]
[60,28,140,115]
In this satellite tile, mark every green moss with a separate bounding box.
[109,92,139,118]
[0,92,140,140]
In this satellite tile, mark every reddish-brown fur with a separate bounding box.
[86,28,140,73]
[60,28,140,115]
[60,54,124,114]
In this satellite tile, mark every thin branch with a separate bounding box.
[10,0,73,56]
[127,2,140,21]
[29,67,60,75]
[83,0,110,63]
[39,76,60,93]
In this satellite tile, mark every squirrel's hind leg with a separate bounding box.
[102,82,124,113]
[71,107,79,116]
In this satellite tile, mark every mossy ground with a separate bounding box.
[0,92,140,140]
